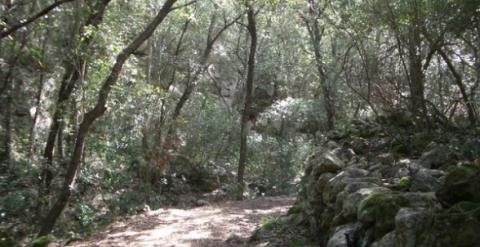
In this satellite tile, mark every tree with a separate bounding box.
[37,0,179,237]
[40,0,111,205]
[302,0,336,130]
[237,2,257,198]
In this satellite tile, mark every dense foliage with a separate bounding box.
[0,0,479,245]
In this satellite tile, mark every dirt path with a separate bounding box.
[69,196,295,247]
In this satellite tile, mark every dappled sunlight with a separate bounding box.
[69,196,295,247]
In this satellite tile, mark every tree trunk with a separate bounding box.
[237,4,257,197]
[1,84,12,169]
[37,0,177,237]
[41,0,111,194]
[29,27,50,158]
[0,35,28,169]
[304,0,335,130]
[407,0,427,121]
[169,13,241,126]
[437,48,477,126]
[162,12,241,148]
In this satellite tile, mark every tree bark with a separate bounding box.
[407,0,427,121]
[237,4,257,195]
[37,0,177,237]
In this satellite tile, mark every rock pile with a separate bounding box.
[289,119,480,247]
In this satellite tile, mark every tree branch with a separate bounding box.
[0,0,76,40]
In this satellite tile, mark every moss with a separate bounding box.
[290,239,307,247]
[445,164,479,183]
[419,202,480,246]
[260,217,277,231]
[445,201,480,215]
[390,177,411,191]
[437,164,480,205]
[399,177,411,187]
[365,177,381,184]
[392,144,409,156]
[32,235,54,247]
[288,205,302,215]
[358,192,410,240]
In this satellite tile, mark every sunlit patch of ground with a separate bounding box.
[69,196,295,247]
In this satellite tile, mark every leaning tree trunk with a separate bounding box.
[41,0,111,195]
[237,4,257,198]
[37,0,177,237]
[437,48,477,126]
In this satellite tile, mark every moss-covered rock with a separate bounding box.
[339,187,391,225]
[392,143,409,157]
[419,201,480,247]
[310,152,345,179]
[32,235,54,247]
[402,192,440,209]
[395,207,431,247]
[398,176,411,187]
[371,231,396,247]
[417,143,457,169]
[350,137,369,155]
[326,223,362,247]
[436,164,480,206]
[357,192,410,240]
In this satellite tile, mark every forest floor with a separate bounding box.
[68,196,295,247]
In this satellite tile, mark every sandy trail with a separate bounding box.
[69,196,295,247]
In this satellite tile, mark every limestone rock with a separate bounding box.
[376,153,395,166]
[401,192,440,209]
[326,223,361,247]
[395,208,431,247]
[417,143,456,169]
[418,201,480,247]
[351,137,369,155]
[323,170,379,204]
[311,151,345,179]
[357,192,410,240]
[371,231,396,247]
[436,165,480,206]
[410,168,444,192]
[341,187,391,222]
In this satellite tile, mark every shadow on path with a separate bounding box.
[69,196,295,247]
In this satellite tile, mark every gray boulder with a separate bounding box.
[395,208,431,247]
[327,223,362,247]
[340,187,391,222]
[311,151,345,179]
[410,168,445,192]
[417,143,456,169]
[371,231,396,247]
